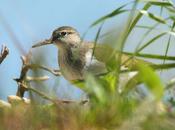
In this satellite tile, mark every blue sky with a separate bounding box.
[0,0,175,101]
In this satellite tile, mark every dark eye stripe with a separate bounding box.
[60,32,67,36]
[60,32,73,35]
[52,31,74,41]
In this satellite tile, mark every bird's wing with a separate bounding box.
[83,42,152,71]
[84,49,108,76]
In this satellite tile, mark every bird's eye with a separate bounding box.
[52,31,70,41]
[60,32,67,37]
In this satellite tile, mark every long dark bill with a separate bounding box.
[32,39,52,48]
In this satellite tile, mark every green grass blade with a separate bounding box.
[123,63,164,100]
[137,63,164,100]
[136,32,166,53]
[135,17,170,53]
[163,21,175,64]
[136,22,161,51]
[90,3,130,27]
[139,0,173,6]
[123,52,175,61]
[127,3,151,35]
[112,1,142,90]
[135,25,159,29]
[91,22,104,61]
[139,10,167,24]
[150,63,175,70]
[165,6,175,13]
[137,31,175,53]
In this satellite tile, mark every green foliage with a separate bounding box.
[137,63,164,100]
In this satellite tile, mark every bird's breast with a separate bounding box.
[58,49,85,81]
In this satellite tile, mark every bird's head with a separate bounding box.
[32,26,81,49]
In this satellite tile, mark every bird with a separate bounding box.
[32,26,148,86]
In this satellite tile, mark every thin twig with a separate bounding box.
[0,45,9,64]
[22,82,88,105]
[26,76,49,82]
[26,64,61,76]
[14,51,61,97]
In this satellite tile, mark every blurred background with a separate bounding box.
[0,0,175,101]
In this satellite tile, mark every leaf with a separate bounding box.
[100,72,117,93]
[128,3,151,35]
[163,21,175,64]
[135,25,158,30]
[122,73,141,94]
[91,22,104,62]
[149,1,173,6]
[139,10,167,24]
[137,32,166,52]
[135,17,171,52]
[165,6,175,13]
[123,62,175,95]
[85,75,106,104]
[135,22,161,52]
[136,31,175,53]
[123,52,175,61]
[139,0,173,7]
[90,4,129,27]
[137,63,164,100]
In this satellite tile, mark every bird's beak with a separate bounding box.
[32,39,53,48]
